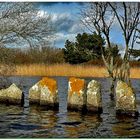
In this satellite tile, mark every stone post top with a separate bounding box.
[117,80,131,89]
[39,77,56,86]
[117,80,126,85]
[38,77,57,93]
[9,83,17,87]
[117,80,130,86]
[116,80,133,94]
[69,77,84,82]
[69,77,85,95]
[87,80,100,89]
[7,83,21,90]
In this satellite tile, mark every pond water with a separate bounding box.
[0,76,140,138]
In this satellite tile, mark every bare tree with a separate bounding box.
[0,2,54,88]
[81,2,140,98]
[0,2,54,48]
[81,3,117,98]
[109,2,140,85]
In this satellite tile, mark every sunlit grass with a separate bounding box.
[10,63,140,78]
[14,63,108,78]
[130,67,140,79]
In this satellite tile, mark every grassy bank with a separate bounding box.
[12,64,140,79]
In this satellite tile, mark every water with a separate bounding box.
[0,76,140,138]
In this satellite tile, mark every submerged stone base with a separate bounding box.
[67,103,86,112]
[116,109,139,117]
[29,77,59,110]
[0,89,7,103]
[39,102,59,110]
[86,80,102,113]
[86,105,102,113]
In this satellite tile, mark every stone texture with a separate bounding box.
[67,77,86,111]
[29,84,40,104]
[115,80,138,116]
[6,83,22,104]
[0,89,7,103]
[0,83,22,105]
[29,77,58,108]
[86,80,102,113]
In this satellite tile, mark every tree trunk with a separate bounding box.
[101,54,116,99]
[110,77,116,100]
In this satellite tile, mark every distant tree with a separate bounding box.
[63,32,105,64]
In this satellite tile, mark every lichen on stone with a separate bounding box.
[116,80,137,112]
[67,77,86,111]
[39,77,57,94]
[69,77,85,97]
[29,77,58,107]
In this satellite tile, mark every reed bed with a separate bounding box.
[130,67,140,79]
[11,64,140,78]
[14,64,108,78]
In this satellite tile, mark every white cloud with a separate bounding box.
[68,22,85,33]
[49,12,86,47]
[54,32,76,43]
[51,13,71,22]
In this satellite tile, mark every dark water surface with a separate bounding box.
[0,76,140,138]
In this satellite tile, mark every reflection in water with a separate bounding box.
[112,115,140,137]
[63,111,102,138]
[0,104,22,115]
[27,106,58,138]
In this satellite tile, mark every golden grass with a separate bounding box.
[13,64,107,78]
[130,67,140,79]
[12,63,140,78]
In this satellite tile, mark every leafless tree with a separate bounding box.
[0,2,54,87]
[0,2,54,48]
[81,2,116,98]
[109,2,140,85]
[81,2,140,97]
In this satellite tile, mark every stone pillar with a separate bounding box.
[39,77,58,107]
[29,77,59,109]
[29,83,41,104]
[67,77,86,111]
[0,83,22,105]
[6,83,22,105]
[115,80,138,116]
[86,80,102,113]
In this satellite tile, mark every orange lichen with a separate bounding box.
[39,77,57,94]
[69,77,85,96]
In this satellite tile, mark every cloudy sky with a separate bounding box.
[36,2,138,49]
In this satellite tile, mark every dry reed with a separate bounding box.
[10,63,140,78]
[13,64,108,78]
